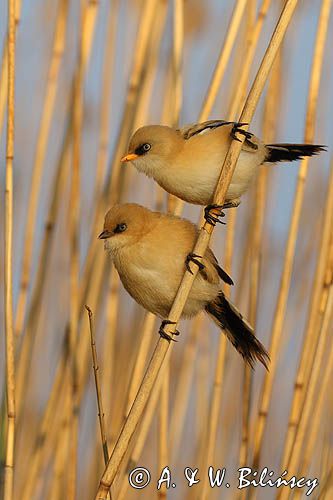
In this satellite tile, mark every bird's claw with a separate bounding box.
[204,204,226,227]
[230,122,247,141]
[185,253,205,274]
[159,320,180,342]
[230,122,258,149]
[222,199,241,210]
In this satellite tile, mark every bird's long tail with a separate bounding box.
[205,292,269,369]
[265,143,325,163]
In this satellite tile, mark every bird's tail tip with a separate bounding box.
[265,143,326,163]
[205,293,270,370]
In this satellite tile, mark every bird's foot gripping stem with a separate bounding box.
[230,122,258,149]
[185,253,204,274]
[159,320,180,342]
[204,204,226,227]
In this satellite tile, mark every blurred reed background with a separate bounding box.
[0,0,333,499]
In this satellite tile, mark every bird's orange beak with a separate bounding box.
[121,153,138,163]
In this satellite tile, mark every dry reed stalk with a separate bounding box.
[15,0,98,422]
[228,0,272,120]
[0,0,21,137]
[318,470,333,500]
[223,0,273,294]
[166,0,184,212]
[292,167,333,478]
[116,36,184,491]
[109,0,170,438]
[4,1,16,499]
[93,0,119,212]
[199,0,248,122]
[107,0,159,200]
[298,308,333,478]
[23,254,108,500]
[120,0,247,490]
[239,0,262,471]
[252,0,331,469]
[80,0,157,283]
[14,4,156,498]
[99,1,175,471]
[15,125,71,420]
[20,353,68,500]
[169,316,201,460]
[15,119,72,496]
[196,330,210,471]
[278,284,333,500]
[67,5,100,497]
[201,3,272,487]
[14,0,69,340]
[120,0,168,203]
[318,435,332,497]
[131,0,168,131]
[200,335,227,500]
[175,4,255,476]
[125,313,157,417]
[239,46,282,471]
[89,2,239,442]
[103,268,121,432]
[158,367,169,500]
[158,0,183,476]
[89,270,120,499]
[68,2,165,422]
[67,5,86,497]
[117,349,173,500]
[48,390,72,500]
[86,306,110,465]
[171,0,183,126]
[95,3,299,496]
[77,0,160,328]
[29,373,71,500]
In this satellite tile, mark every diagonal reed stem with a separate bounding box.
[86,306,110,466]
[95,2,299,497]
[4,1,16,499]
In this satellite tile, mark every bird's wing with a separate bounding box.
[201,248,234,286]
[179,119,259,153]
[179,120,233,139]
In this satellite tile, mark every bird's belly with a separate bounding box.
[227,151,261,200]
[159,150,262,204]
[118,267,172,318]
[116,259,218,320]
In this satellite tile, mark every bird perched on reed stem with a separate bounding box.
[121,120,325,224]
[99,203,269,368]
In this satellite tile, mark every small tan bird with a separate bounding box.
[121,120,325,224]
[99,203,269,368]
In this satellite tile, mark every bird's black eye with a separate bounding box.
[114,223,127,234]
[135,143,151,155]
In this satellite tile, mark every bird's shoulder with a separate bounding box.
[179,119,233,140]
[179,119,262,154]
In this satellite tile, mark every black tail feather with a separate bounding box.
[205,292,269,369]
[265,143,326,163]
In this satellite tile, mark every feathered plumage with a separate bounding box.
[121,120,326,205]
[100,203,268,368]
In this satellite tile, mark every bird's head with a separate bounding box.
[98,203,154,254]
[121,125,183,177]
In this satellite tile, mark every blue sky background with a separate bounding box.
[0,1,332,498]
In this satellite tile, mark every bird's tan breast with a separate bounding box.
[112,218,220,318]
